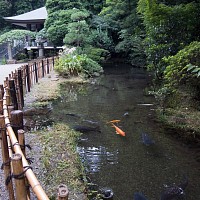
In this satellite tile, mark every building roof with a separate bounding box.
[4,7,47,27]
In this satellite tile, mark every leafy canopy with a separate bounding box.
[0,29,36,44]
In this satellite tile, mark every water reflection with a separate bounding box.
[77,146,119,174]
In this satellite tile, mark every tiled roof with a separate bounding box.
[4,7,47,23]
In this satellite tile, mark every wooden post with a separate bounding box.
[14,71,21,110]
[42,59,45,77]
[58,184,69,200]
[8,79,18,110]
[22,67,26,98]
[11,153,27,200]
[0,84,4,99]
[0,115,15,200]
[18,69,24,108]
[47,58,49,74]
[26,65,30,92]
[0,99,3,115]
[34,62,38,83]
[10,110,23,139]
[52,57,54,68]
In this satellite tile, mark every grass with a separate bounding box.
[35,123,87,199]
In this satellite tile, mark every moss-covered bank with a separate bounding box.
[155,87,200,144]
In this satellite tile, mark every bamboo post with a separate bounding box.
[0,115,15,200]
[10,110,24,139]
[3,119,49,199]
[11,153,27,200]
[8,79,18,110]
[18,129,26,155]
[18,129,31,199]
[7,106,14,119]
[58,184,69,200]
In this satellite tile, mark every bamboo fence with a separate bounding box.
[0,57,69,200]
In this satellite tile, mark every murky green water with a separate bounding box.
[41,63,200,199]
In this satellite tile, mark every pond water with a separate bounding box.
[32,63,200,199]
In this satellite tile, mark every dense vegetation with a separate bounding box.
[0,0,200,133]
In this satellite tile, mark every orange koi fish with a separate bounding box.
[106,120,121,124]
[111,123,125,137]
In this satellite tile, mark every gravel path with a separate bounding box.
[0,63,27,84]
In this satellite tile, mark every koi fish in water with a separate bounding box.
[111,123,125,136]
[106,119,121,124]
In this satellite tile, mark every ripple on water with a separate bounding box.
[77,146,119,173]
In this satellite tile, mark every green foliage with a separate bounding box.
[12,0,45,15]
[149,86,171,111]
[46,0,82,14]
[90,28,114,51]
[100,0,146,64]
[187,64,200,78]
[70,10,89,21]
[15,52,28,61]
[0,57,7,65]
[55,52,102,77]
[63,20,90,48]
[137,0,200,78]
[0,29,36,44]
[81,46,110,63]
[0,0,11,28]
[45,9,75,46]
[45,1,88,46]
[115,29,146,67]
[81,0,105,14]
[163,41,200,89]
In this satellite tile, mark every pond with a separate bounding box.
[30,62,200,199]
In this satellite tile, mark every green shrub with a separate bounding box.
[55,52,103,77]
[163,41,200,89]
[81,46,110,63]
[15,52,27,60]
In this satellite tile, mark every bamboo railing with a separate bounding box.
[0,57,69,200]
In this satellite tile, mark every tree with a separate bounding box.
[63,10,90,48]
[100,0,145,65]
[11,0,45,15]
[0,29,36,60]
[137,0,200,78]
[45,0,84,46]
[0,0,12,30]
